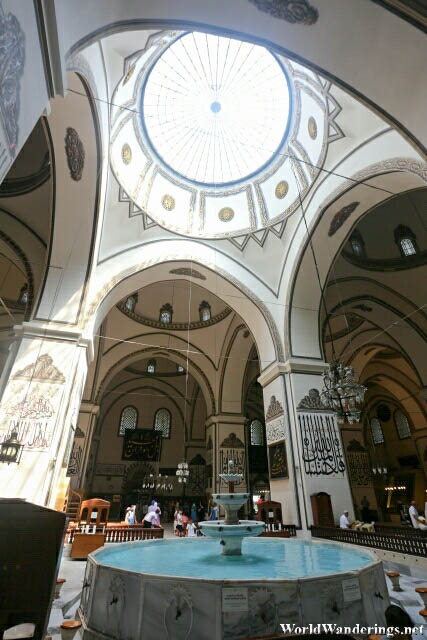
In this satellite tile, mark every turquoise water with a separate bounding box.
[95,538,372,579]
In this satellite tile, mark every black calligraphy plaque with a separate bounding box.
[122,429,162,461]
[269,441,289,479]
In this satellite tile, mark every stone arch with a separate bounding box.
[287,163,427,359]
[84,254,283,368]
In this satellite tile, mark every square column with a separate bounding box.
[0,322,90,507]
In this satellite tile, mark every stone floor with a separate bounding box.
[47,526,427,640]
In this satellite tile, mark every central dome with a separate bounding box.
[141,32,290,186]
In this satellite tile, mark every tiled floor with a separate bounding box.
[47,527,427,640]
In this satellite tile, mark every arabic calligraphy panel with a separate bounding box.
[266,416,286,445]
[298,413,345,476]
[268,441,288,479]
[122,429,162,461]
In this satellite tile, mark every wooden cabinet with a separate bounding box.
[70,533,105,559]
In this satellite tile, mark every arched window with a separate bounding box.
[119,406,138,436]
[349,230,365,257]
[250,419,264,446]
[124,294,137,312]
[18,284,28,305]
[394,225,418,257]
[177,364,185,374]
[199,300,211,322]
[394,410,411,439]
[154,408,171,438]
[370,417,384,445]
[159,303,173,324]
[147,359,156,374]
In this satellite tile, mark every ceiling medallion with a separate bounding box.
[65,127,85,181]
[275,180,289,199]
[308,117,317,140]
[218,207,234,222]
[162,194,175,211]
[248,0,319,24]
[121,144,132,165]
[123,64,135,85]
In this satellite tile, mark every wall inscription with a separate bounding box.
[266,416,286,445]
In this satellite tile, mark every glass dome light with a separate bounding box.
[142,32,290,186]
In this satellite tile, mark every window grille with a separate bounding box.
[370,417,384,445]
[400,238,416,256]
[119,406,137,435]
[199,301,211,321]
[159,303,173,323]
[154,408,171,438]
[250,419,264,446]
[394,410,411,439]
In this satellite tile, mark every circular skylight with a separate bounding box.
[142,32,290,186]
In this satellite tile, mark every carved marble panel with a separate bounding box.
[266,416,286,445]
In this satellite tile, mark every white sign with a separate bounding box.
[342,578,361,602]
[222,587,248,612]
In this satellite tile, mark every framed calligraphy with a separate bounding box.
[122,429,162,461]
[268,441,288,479]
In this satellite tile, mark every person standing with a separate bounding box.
[210,503,219,521]
[408,500,427,529]
[191,503,198,522]
[125,504,137,524]
[339,510,352,529]
[143,508,160,528]
[187,519,197,537]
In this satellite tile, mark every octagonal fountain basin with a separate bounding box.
[79,538,389,640]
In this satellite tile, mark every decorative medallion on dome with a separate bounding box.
[121,144,132,165]
[123,64,135,85]
[162,194,175,211]
[308,117,317,140]
[218,207,234,222]
[275,181,289,199]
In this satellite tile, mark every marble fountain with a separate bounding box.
[79,463,389,640]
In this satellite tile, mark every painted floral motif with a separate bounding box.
[121,143,132,165]
[65,127,85,181]
[248,0,319,24]
[162,194,175,211]
[328,202,359,236]
[218,207,234,222]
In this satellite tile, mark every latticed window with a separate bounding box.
[19,284,28,305]
[159,303,173,324]
[350,231,365,258]
[119,406,138,435]
[147,359,156,374]
[370,417,384,445]
[394,225,418,257]
[125,295,137,311]
[154,408,171,438]
[250,419,264,446]
[199,300,211,321]
[394,410,411,439]
[177,365,185,373]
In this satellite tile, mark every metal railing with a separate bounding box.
[261,523,297,537]
[311,525,427,557]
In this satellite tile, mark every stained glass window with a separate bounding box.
[394,410,411,439]
[250,419,264,446]
[370,417,384,445]
[154,408,171,438]
[119,406,138,435]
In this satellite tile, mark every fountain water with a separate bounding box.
[198,460,265,555]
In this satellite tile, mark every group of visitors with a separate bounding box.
[172,500,220,537]
[124,500,162,528]
[340,498,427,531]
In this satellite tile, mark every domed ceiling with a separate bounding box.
[110,30,343,239]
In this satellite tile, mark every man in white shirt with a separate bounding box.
[143,508,160,528]
[186,520,197,537]
[339,510,351,529]
[409,501,427,530]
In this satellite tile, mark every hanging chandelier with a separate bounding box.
[141,473,173,493]
[321,360,367,424]
[176,461,189,483]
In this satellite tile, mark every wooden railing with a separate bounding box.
[65,526,164,544]
[311,525,427,557]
